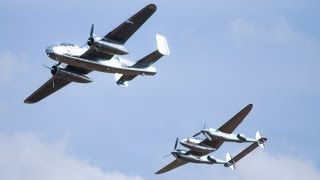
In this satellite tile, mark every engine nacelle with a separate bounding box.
[91,37,129,55]
[207,155,217,163]
[237,134,247,141]
[55,68,92,83]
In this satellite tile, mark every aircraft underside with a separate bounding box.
[50,53,156,76]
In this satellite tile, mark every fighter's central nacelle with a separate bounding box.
[90,36,129,55]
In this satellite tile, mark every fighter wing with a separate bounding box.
[105,4,157,44]
[196,104,254,152]
[155,159,188,174]
[218,104,253,133]
[24,77,71,104]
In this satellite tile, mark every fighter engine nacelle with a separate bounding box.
[237,134,247,141]
[54,67,92,83]
[89,36,129,55]
[207,155,217,163]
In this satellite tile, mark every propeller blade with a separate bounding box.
[52,77,55,88]
[193,131,202,137]
[203,132,212,141]
[163,154,172,158]
[90,24,94,37]
[42,64,52,70]
[174,138,178,150]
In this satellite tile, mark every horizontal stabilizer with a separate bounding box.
[131,34,170,69]
[228,138,267,167]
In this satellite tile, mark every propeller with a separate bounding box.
[193,131,202,137]
[174,137,178,150]
[163,137,180,158]
[87,24,95,46]
[192,121,213,141]
[42,62,61,88]
[193,121,207,137]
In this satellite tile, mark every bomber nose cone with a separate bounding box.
[45,45,54,56]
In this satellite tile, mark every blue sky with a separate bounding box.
[1,0,320,179]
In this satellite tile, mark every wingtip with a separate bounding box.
[147,4,157,11]
[244,104,253,112]
[24,99,34,104]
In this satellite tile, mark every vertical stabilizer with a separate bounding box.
[156,34,170,56]
[256,131,266,148]
[226,153,235,170]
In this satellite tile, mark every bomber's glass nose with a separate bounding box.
[45,45,54,55]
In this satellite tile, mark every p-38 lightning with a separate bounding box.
[24,4,170,104]
[155,104,267,174]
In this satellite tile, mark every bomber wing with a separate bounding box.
[80,4,157,60]
[24,66,90,104]
[155,159,188,174]
[105,4,156,44]
[24,77,71,104]
[190,104,253,155]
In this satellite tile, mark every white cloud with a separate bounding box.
[0,133,144,180]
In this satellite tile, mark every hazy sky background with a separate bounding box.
[1,0,320,179]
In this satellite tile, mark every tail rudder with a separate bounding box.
[256,131,267,148]
[225,153,235,170]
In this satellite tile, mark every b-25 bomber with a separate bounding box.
[24,4,170,104]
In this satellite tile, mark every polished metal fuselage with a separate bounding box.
[179,138,216,154]
[46,44,157,76]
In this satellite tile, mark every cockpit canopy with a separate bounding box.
[60,43,75,47]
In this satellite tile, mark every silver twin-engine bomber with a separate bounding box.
[25,4,170,104]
